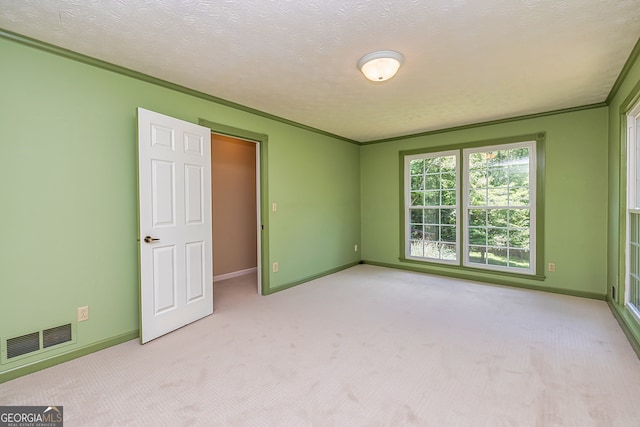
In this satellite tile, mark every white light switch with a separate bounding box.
[272,202,277,212]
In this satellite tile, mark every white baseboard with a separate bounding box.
[213,267,257,282]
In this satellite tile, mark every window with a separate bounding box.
[406,151,459,262]
[626,99,640,321]
[463,142,535,272]
[403,136,541,276]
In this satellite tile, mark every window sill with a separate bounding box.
[398,257,546,282]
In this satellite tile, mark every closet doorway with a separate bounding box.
[211,133,260,294]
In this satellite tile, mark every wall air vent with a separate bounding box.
[7,332,39,359]
[4,323,74,362]
[43,324,72,348]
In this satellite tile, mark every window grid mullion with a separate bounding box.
[406,151,459,263]
[406,141,535,274]
[462,142,534,273]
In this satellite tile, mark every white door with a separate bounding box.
[137,107,213,343]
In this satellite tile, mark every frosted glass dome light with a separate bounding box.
[358,51,404,82]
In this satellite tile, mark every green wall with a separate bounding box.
[607,40,640,351]
[2,28,638,381]
[0,35,360,380]
[361,107,609,297]
[267,130,361,288]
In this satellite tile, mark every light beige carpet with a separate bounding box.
[2,265,640,426]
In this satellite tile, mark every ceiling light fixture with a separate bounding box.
[358,50,404,82]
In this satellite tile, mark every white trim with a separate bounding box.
[625,99,640,310]
[628,301,640,325]
[626,120,633,309]
[462,140,537,275]
[404,150,460,264]
[214,267,258,283]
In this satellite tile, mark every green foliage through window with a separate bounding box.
[407,152,458,262]
[465,145,532,270]
[404,140,537,275]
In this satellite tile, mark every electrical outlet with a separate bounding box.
[548,262,556,272]
[272,262,279,273]
[354,244,358,252]
[77,306,89,322]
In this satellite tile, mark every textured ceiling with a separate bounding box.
[1,0,640,142]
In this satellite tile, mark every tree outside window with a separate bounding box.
[403,138,539,276]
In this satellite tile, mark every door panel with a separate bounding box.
[186,242,205,302]
[185,164,204,224]
[138,107,213,343]
[153,245,177,313]
[152,160,175,227]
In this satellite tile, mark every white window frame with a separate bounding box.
[625,99,640,323]
[403,139,538,275]
[404,150,460,264]
[462,141,537,275]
